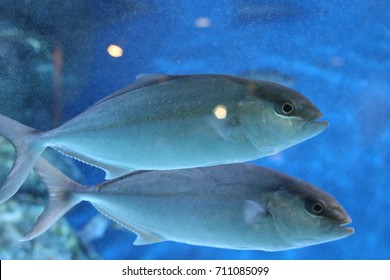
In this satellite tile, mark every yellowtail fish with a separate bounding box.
[0,74,328,203]
[23,158,353,251]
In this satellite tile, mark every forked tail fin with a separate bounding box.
[21,157,84,241]
[0,114,46,203]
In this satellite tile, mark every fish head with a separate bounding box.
[238,81,328,155]
[266,181,354,250]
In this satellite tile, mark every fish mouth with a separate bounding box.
[305,111,329,128]
[311,119,329,129]
[303,112,329,131]
[314,112,329,127]
[336,217,354,235]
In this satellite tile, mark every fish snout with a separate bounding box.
[333,208,354,235]
[302,113,329,133]
[311,110,328,124]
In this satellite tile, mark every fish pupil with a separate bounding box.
[305,200,325,216]
[282,103,294,114]
[312,202,324,214]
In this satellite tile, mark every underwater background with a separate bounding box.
[0,0,389,259]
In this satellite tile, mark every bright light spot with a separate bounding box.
[107,44,123,58]
[330,56,344,67]
[194,17,212,28]
[213,105,227,119]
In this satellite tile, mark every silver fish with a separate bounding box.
[23,158,353,251]
[0,74,328,203]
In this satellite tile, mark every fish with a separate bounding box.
[0,74,328,203]
[22,157,353,251]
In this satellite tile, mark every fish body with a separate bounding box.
[0,74,328,203]
[25,158,353,251]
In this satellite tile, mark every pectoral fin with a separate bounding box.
[243,200,267,226]
[206,114,241,141]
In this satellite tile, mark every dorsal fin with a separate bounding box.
[88,74,175,109]
[135,73,171,83]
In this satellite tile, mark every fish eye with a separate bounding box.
[280,101,295,115]
[306,200,325,216]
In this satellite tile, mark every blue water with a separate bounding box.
[60,0,390,260]
[9,0,390,259]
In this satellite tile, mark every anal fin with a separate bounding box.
[132,227,166,245]
[93,204,166,246]
[53,147,133,179]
